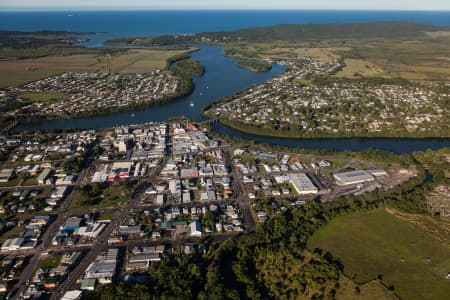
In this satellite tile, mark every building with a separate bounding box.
[189,220,202,237]
[62,290,83,300]
[115,226,143,240]
[51,186,69,199]
[111,162,133,178]
[0,168,14,183]
[37,168,52,185]
[80,279,96,291]
[63,217,82,231]
[288,173,318,195]
[74,223,106,238]
[180,168,199,178]
[84,248,118,284]
[333,170,375,186]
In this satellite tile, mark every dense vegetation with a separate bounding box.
[104,21,450,47]
[0,30,90,48]
[235,59,272,73]
[172,58,205,77]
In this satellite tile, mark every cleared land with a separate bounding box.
[0,48,194,88]
[335,58,390,78]
[334,39,450,80]
[308,208,450,300]
[110,48,196,73]
[264,46,340,63]
[0,53,108,88]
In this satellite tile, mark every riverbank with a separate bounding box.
[216,118,450,139]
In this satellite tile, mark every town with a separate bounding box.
[0,118,426,299]
[204,57,449,137]
[1,70,186,121]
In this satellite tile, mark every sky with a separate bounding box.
[2,0,450,11]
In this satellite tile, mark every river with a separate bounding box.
[18,44,450,153]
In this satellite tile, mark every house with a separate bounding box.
[189,220,202,237]
[0,168,14,183]
[37,168,52,185]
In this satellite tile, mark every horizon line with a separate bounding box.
[2,8,450,12]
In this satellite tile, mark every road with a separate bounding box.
[223,147,256,233]
[50,144,170,299]
[11,167,89,300]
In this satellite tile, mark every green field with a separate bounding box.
[37,254,62,269]
[335,58,391,78]
[70,183,131,210]
[19,92,67,102]
[308,208,450,300]
[111,48,196,73]
[0,48,194,88]
[336,276,397,300]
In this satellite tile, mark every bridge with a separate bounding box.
[198,117,220,126]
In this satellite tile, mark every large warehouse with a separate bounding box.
[333,170,375,186]
[288,173,318,195]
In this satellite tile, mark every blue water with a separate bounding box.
[1,10,450,46]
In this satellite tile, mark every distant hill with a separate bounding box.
[104,21,450,46]
[199,21,449,41]
[0,30,94,48]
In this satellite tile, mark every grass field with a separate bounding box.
[19,92,67,102]
[37,254,62,269]
[111,48,195,73]
[335,58,391,78]
[0,48,193,87]
[70,183,131,210]
[265,46,339,63]
[336,276,397,300]
[0,53,108,88]
[334,38,450,80]
[308,208,450,300]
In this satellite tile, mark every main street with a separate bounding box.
[223,147,256,233]
[10,167,90,300]
[49,144,170,299]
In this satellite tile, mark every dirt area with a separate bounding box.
[0,61,49,70]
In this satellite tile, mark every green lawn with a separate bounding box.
[37,254,62,269]
[308,208,450,300]
[70,183,131,210]
[0,174,24,187]
[19,92,67,102]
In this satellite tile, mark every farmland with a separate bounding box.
[0,47,196,88]
[308,208,450,300]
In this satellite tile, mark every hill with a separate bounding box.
[104,21,450,46]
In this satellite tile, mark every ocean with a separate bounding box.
[1,10,450,46]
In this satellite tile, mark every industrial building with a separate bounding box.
[288,173,318,195]
[333,170,375,186]
[84,248,118,284]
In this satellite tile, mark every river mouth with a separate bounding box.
[15,44,450,153]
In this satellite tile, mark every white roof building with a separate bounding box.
[288,173,318,195]
[189,220,202,237]
[333,170,375,186]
